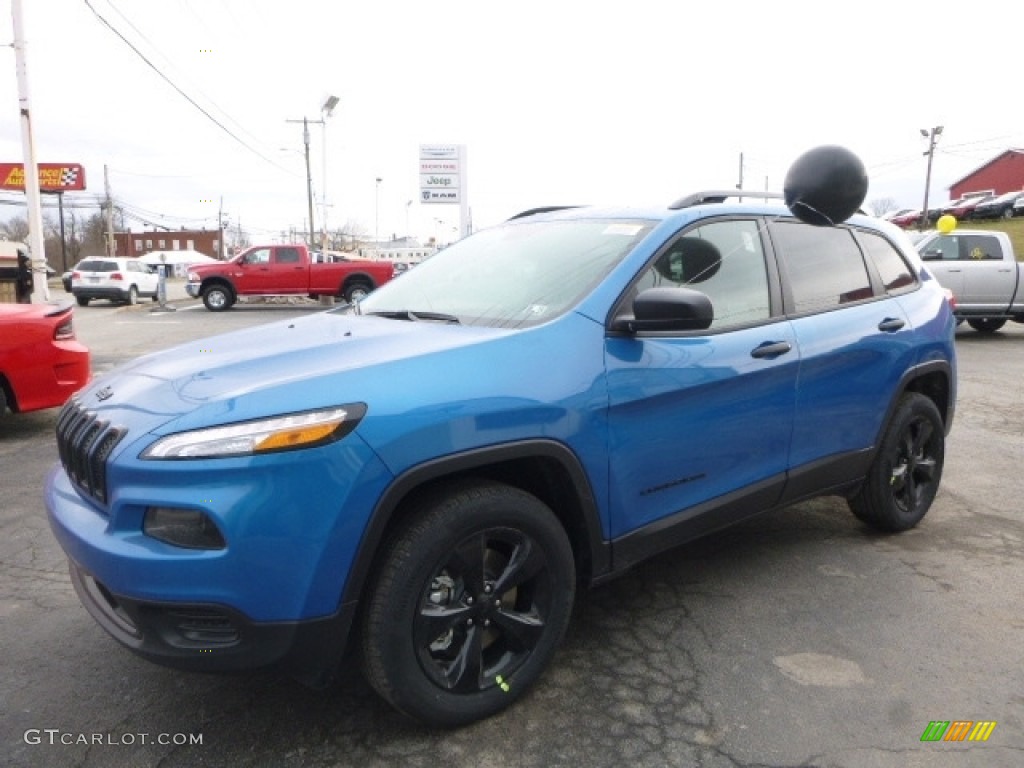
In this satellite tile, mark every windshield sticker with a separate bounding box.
[603,224,644,237]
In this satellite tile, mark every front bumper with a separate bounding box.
[185,282,201,298]
[45,420,394,673]
[67,560,355,680]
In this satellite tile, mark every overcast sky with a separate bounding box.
[2,0,1023,246]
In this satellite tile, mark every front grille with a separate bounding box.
[56,399,127,505]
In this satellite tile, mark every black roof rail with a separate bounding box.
[507,205,583,221]
[668,190,785,210]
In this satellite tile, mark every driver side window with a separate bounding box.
[244,248,271,265]
[634,220,771,330]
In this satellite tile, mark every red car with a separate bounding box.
[0,302,91,415]
[890,208,924,228]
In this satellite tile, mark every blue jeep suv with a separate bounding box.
[46,151,956,726]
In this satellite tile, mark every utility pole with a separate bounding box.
[11,0,49,302]
[286,116,323,248]
[919,126,943,230]
[104,165,115,256]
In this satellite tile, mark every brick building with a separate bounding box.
[112,229,221,260]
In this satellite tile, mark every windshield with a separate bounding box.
[354,217,653,328]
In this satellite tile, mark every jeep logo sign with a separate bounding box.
[419,144,463,206]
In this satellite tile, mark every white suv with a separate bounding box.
[71,257,160,306]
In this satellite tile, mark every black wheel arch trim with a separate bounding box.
[341,273,376,290]
[200,277,236,296]
[878,359,955,442]
[339,439,610,614]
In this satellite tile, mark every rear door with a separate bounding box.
[768,221,918,490]
[955,234,1016,311]
[268,246,308,293]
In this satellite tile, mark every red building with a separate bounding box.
[948,149,1024,199]
[112,229,221,260]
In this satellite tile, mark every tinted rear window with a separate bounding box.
[78,260,117,272]
[771,222,873,313]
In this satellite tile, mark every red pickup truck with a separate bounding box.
[185,245,394,311]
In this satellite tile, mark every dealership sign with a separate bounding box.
[419,145,462,204]
[0,163,87,192]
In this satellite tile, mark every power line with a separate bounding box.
[83,0,294,175]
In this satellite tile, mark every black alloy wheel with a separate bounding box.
[850,393,944,532]
[362,481,575,727]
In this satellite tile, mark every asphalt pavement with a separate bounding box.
[1,302,1022,768]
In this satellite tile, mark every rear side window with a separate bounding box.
[277,248,301,264]
[771,222,873,313]
[856,231,917,293]
[919,234,1003,261]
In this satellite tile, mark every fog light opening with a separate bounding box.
[144,507,226,550]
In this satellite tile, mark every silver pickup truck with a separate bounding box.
[918,229,1024,333]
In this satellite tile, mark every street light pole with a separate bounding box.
[919,125,943,230]
[320,95,338,253]
[375,177,382,246]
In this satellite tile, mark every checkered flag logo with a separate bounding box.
[60,167,80,187]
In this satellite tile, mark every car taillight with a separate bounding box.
[71,271,81,279]
[54,317,75,340]
[944,288,957,311]
[110,272,124,281]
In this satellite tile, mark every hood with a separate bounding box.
[80,311,502,434]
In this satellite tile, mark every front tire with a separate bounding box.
[202,284,234,312]
[967,317,1006,333]
[362,481,575,727]
[849,393,944,532]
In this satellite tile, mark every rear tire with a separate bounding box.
[849,393,944,532]
[362,481,575,727]
[76,296,89,307]
[127,285,138,305]
[343,281,372,304]
[967,317,1006,333]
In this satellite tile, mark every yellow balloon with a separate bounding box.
[937,214,957,234]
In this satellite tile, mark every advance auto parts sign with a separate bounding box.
[0,163,87,192]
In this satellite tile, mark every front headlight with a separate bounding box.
[141,404,366,459]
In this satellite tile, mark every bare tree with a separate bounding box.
[80,212,108,255]
[0,216,30,242]
[869,197,901,217]
[332,219,368,251]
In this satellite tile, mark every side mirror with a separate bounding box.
[611,286,714,333]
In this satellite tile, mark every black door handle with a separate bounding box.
[751,341,792,359]
[878,318,905,332]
